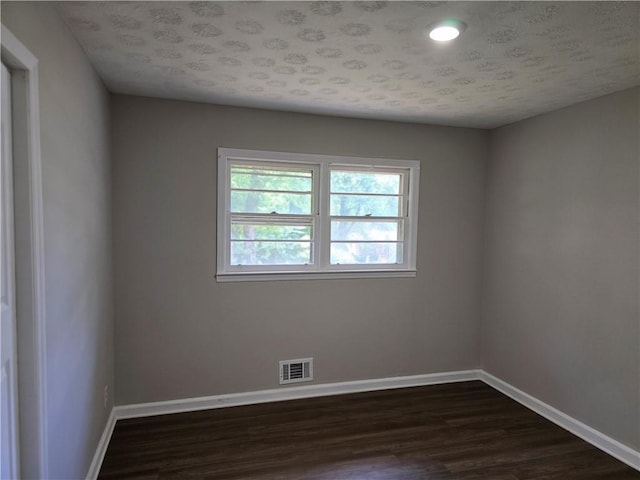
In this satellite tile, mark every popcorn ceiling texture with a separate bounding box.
[57,1,639,128]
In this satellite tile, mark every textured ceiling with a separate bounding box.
[57,1,639,128]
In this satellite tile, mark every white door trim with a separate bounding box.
[1,24,48,479]
[1,60,20,480]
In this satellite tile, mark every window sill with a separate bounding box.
[216,270,417,283]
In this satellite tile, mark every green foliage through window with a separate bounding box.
[230,164,314,265]
[329,170,404,265]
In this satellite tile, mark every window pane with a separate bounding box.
[231,165,312,192]
[231,241,312,265]
[231,191,312,214]
[330,170,401,194]
[330,242,403,265]
[331,221,400,241]
[231,223,312,241]
[330,194,400,217]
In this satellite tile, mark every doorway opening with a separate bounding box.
[1,24,48,478]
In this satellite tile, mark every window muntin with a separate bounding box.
[217,148,420,280]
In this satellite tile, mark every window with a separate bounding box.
[217,148,420,281]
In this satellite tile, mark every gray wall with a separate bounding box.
[482,87,640,449]
[2,3,114,478]
[111,95,488,405]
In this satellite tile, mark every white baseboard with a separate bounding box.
[85,408,117,480]
[115,369,480,419]
[87,369,639,476]
[480,371,640,471]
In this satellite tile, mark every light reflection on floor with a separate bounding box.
[279,455,449,480]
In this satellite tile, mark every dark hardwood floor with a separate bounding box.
[99,381,639,479]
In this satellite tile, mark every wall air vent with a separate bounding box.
[279,358,313,385]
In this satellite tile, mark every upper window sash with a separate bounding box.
[329,167,408,219]
[228,160,319,216]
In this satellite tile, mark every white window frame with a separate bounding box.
[225,159,320,274]
[217,148,420,282]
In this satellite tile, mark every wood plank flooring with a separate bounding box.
[99,381,640,479]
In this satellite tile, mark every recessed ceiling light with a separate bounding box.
[428,19,467,42]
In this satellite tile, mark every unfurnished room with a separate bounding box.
[0,1,639,479]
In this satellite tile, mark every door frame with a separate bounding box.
[1,24,48,479]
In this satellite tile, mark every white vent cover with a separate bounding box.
[279,358,313,385]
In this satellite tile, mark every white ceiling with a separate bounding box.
[56,1,639,128]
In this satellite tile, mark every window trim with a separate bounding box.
[217,148,420,282]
